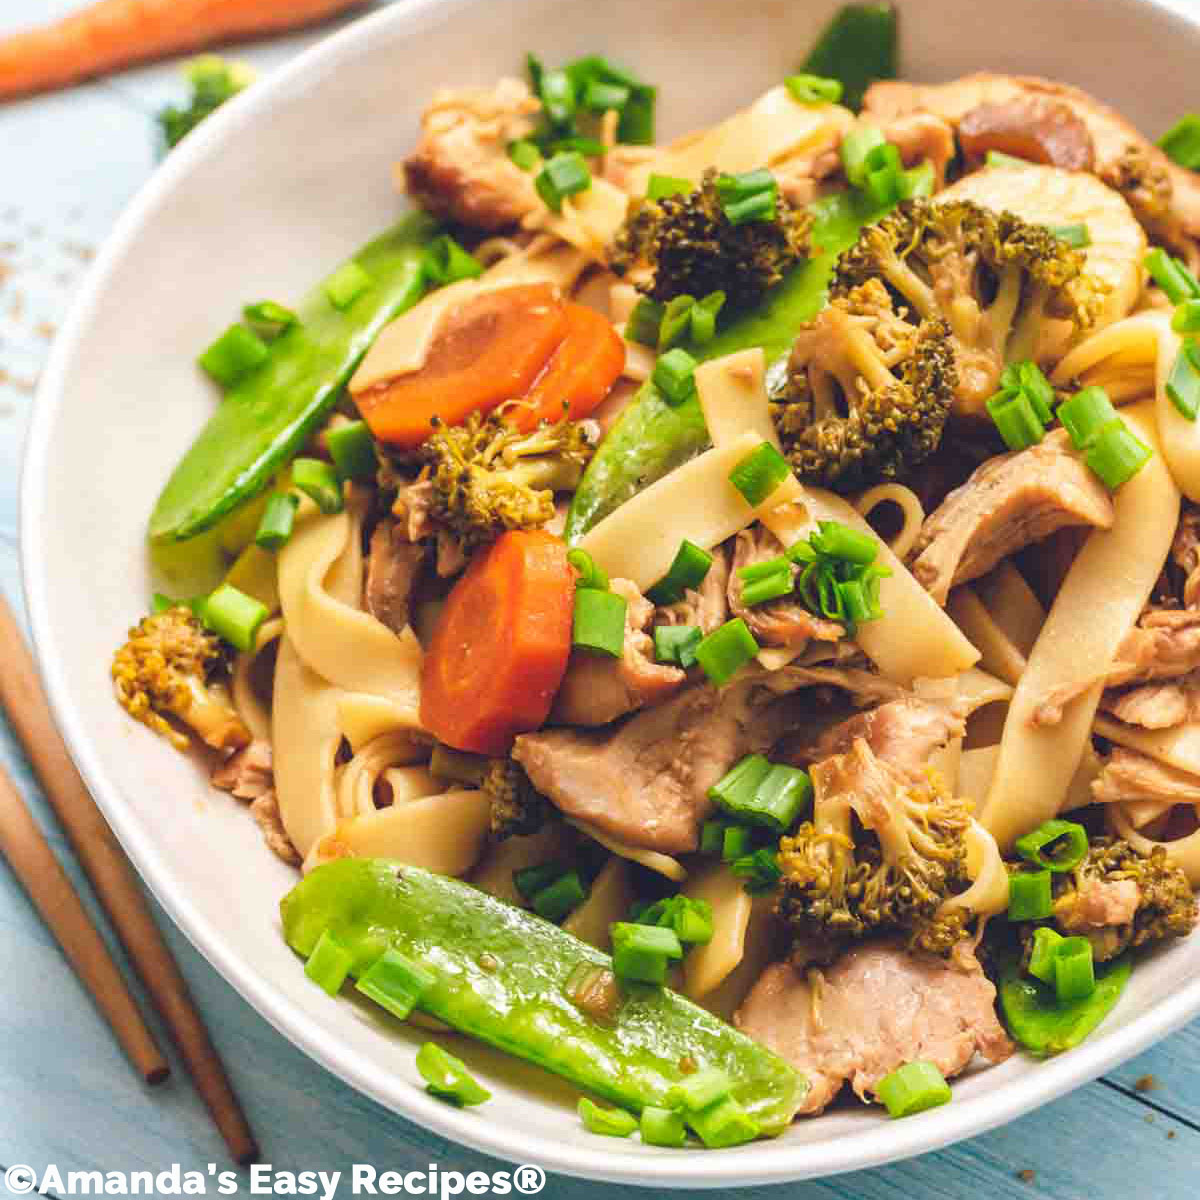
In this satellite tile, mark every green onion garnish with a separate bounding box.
[532,869,587,922]
[1158,114,1200,170]
[863,141,904,207]
[837,577,876,624]
[303,929,354,996]
[567,547,609,591]
[713,168,778,225]
[986,388,1045,451]
[507,139,542,171]
[694,618,759,686]
[730,846,783,894]
[729,441,790,507]
[1014,819,1089,873]
[700,819,729,857]
[1057,385,1118,450]
[415,1041,491,1107]
[1008,868,1054,921]
[685,1096,759,1148]
[690,290,726,344]
[785,72,844,105]
[1172,299,1200,333]
[1000,359,1055,424]
[722,824,755,862]
[513,861,568,901]
[646,173,692,200]
[1085,419,1152,490]
[654,623,703,668]
[1047,222,1091,248]
[356,949,436,1020]
[609,921,683,985]
[876,1061,952,1118]
[840,125,887,187]
[197,323,269,388]
[202,583,268,653]
[421,234,484,285]
[646,538,714,605]
[1027,926,1065,985]
[653,347,699,404]
[291,456,344,514]
[1145,247,1200,304]
[327,419,378,482]
[659,294,698,350]
[900,160,935,199]
[809,519,878,565]
[572,587,626,657]
[640,1105,688,1147]
[1166,341,1200,421]
[535,150,592,211]
[322,260,372,310]
[538,66,576,127]
[668,1066,732,1112]
[721,189,776,226]
[626,295,665,347]
[985,150,1029,168]
[254,492,299,551]
[242,300,297,340]
[710,754,812,833]
[632,895,713,945]
[738,555,793,584]
[1054,936,1096,1003]
[741,568,794,608]
[578,1097,637,1137]
[582,78,631,113]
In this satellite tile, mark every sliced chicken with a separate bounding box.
[909,430,1114,605]
[400,78,542,230]
[1092,746,1200,806]
[957,94,1094,171]
[552,578,686,727]
[1101,674,1200,729]
[1170,502,1200,606]
[513,664,903,854]
[249,792,301,867]
[1107,608,1200,688]
[393,478,467,577]
[365,517,426,636]
[659,541,731,635]
[211,741,273,801]
[735,941,1012,1115]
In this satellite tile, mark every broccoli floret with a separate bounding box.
[609,169,813,309]
[419,410,594,550]
[771,277,955,492]
[481,758,552,840]
[832,198,1105,416]
[112,607,250,753]
[775,739,973,956]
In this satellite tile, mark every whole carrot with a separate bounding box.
[0,0,368,102]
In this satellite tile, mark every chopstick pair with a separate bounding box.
[0,593,257,1164]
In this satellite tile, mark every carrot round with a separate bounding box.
[0,0,366,102]
[420,530,574,756]
[356,283,569,450]
[509,301,627,432]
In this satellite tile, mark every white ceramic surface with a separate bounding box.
[21,0,1200,1184]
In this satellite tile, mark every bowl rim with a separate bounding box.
[20,0,1200,1184]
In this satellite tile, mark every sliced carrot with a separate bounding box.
[356,283,569,449]
[508,301,628,432]
[0,0,365,101]
[420,530,574,755]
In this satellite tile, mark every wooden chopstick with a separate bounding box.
[0,760,170,1084]
[0,594,259,1165]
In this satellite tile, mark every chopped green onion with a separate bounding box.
[578,1096,637,1137]
[507,139,542,171]
[986,388,1045,451]
[840,125,886,187]
[729,441,790,506]
[415,1041,491,1107]
[714,169,778,225]
[356,949,436,1020]
[686,1096,759,1148]
[1166,340,1200,421]
[421,234,484,285]
[1057,385,1118,450]
[254,492,299,551]
[722,824,755,862]
[838,578,877,624]
[1028,926,1065,985]
[1173,300,1200,333]
[863,141,904,208]
[303,929,354,996]
[1054,936,1096,1003]
[730,846,782,894]
[737,555,793,584]
[653,347,699,404]
[710,756,812,832]
[785,73,844,105]
[538,67,576,127]
[536,150,591,211]
[1085,419,1152,490]
[617,85,656,145]
[572,588,627,657]
[609,921,683,985]
[876,1061,952,1118]
[640,1105,688,1147]
[659,294,697,350]
[203,583,268,653]
[322,260,372,310]
[700,819,730,857]
[532,869,586,922]
[1000,360,1055,424]
[654,624,703,669]
[900,159,935,200]
[197,323,269,387]
[582,79,631,113]
[668,1066,731,1112]
[242,300,297,340]
[1047,222,1091,248]
[986,150,1030,168]
[151,592,176,614]
[292,456,344,514]
[326,419,378,482]
[513,861,567,901]
[741,568,794,608]
[722,188,777,225]
[1008,868,1054,921]
[567,547,609,591]
[1145,247,1200,304]
[670,897,713,945]
[690,290,726,344]
[646,172,693,200]
[710,754,772,810]
[809,520,878,565]
[547,134,607,157]
[1159,114,1200,169]
[646,538,714,605]
[694,618,759,686]
[626,296,665,347]
[1014,819,1089,872]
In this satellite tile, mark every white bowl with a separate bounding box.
[21,0,1200,1184]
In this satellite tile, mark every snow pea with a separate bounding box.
[802,3,899,112]
[997,951,1132,1057]
[149,212,440,543]
[281,859,805,1133]
[563,190,884,542]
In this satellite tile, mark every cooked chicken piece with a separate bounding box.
[393,478,468,577]
[1092,746,1200,806]
[659,541,731,635]
[876,111,957,188]
[1170,501,1200,607]
[552,578,686,727]
[400,78,542,230]
[1102,674,1200,729]
[785,696,966,779]
[249,791,301,867]
[1108,608,1200,688]
[365,517,426,635]
[909,430,1114,605]
[735,941,1012,1115]
[729,526,844,648]
[957,95,1094,171]
[513,664,903,854]
[211,741,273,801]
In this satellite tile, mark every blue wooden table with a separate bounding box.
[1,4,1198,1195]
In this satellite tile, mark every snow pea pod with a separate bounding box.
[802,3,898,112]
[281,859,805,1133]
[563,190,884,542]
[150,211,440,543]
